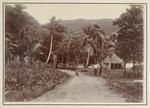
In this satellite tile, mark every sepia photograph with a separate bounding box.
[3,2,147,105]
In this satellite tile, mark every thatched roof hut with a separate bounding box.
[103,53,123,69]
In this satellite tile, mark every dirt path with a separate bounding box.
[33,69,126,103]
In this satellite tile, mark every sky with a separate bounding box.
[21,4,130,24]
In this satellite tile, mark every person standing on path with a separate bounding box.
[94,64,100,76]
[75,71,79,76]
[75,65,79,76]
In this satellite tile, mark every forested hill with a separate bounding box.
[60,18,119,37]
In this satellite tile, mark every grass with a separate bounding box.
[107,66,143,102]
[108,80,143,102]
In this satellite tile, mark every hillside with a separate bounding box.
[60,18,119,38]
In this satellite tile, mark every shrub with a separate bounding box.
[5,62,70,102]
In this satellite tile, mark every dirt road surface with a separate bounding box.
[33,69,126,103]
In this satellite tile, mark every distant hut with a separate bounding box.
[103,53,124,70]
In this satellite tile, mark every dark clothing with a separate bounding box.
[94,68,97,76]
[75,71,79,76]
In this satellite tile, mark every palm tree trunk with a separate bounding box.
[99,41,103,76]
[46,34,53,64]
[123,62,126,73]
[85,51,90,68]
[53,54,57,69]
[133,59,135,73]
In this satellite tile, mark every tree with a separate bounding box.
[5,5,41,64]
[113,5,144,72]
[68,37,83,66]
[82,36,94,67]
[82,24,105,68]
[44,16,66,65]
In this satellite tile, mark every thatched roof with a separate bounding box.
[103,53,123,64]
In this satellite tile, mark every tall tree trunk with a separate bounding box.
[133,59,135,73]
[123,61,126,77]
[46,35,53,64]
[99,41,103,76]
[123,62,126,73]
[55,61,59,69]
[85,51,90,68]
[107,54,112,78]
[53,53,58,69]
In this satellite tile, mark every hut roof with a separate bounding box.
[103,53,123,64]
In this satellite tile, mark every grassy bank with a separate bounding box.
[105,66,143,102]
[108,79,143,102]
[5,63,70,102]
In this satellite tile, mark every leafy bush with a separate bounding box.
[5,62,70,102]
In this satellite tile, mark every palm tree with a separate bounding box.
[82,24,105,68]
[82,37,94,67]
[45,16,66,64]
